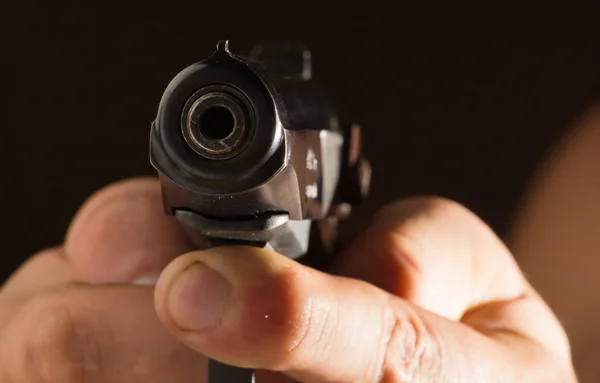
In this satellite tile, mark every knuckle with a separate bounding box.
[7,291,100,382]
[83,177,157,205]
[274,271,317,364]
[287,287,335,356]
[377,195,470,225]
[379,302,444,383]
[65,177,157,242]
[246,268,329,370]
[370,194,484,278]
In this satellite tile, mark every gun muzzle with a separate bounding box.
[182,84,253,160]
[150,40,370,383]
[150,40,366,220]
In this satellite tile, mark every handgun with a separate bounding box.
[149,40,370,383]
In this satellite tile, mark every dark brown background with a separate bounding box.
[5,1,600,283]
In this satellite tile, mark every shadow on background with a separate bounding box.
[5,1,599,282]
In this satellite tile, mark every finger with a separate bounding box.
[332,197,571,362]
[0,246,206,382]
[332,197,527,320]
[0,247,70,300]
[65,177,193,284]
[0,284,206,383]
[155,247,574,383]
[0,247,72,330]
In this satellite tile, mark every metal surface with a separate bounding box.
[181,85,253,160]
[149,40,370,383]
[249,43,312,80]
[175,210,311,259]
[156,126,343,221]
[208,359,254,383]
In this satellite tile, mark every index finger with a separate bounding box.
[333,197,523,319]
[333,197,572,360]
[65,177,193,284]
[154,199,576,382]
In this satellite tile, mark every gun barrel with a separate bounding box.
[150,40,355,219]
[181,84,253,160]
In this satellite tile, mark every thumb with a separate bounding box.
[154,247,563,382]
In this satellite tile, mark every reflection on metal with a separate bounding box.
[149,40,371,383]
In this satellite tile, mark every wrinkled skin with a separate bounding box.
[5,103,599,383]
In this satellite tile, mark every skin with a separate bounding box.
[4,111,598,382]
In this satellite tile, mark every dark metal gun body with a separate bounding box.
[150,40,370,383]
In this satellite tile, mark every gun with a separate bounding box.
[149,40,371,383]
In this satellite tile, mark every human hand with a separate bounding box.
[0,178,577,382]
